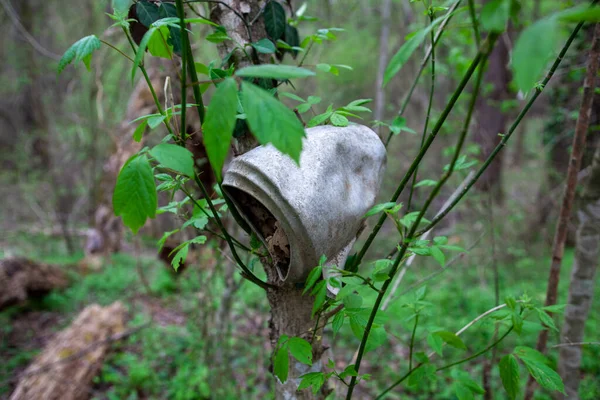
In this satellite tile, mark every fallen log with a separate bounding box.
[0,257,69,310]
[9,302,127,400]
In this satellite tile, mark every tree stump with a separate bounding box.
[9,302,127,400]
[0,257,69,310]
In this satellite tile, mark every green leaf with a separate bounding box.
[303,265,322,294]
[136,0,160,27]
[332,312,344,337]
[434,331,467,350]
[132,27,156,82]
[365,202,397,217]
[535,308,558,332]
[158,2,182,54]
[330,112,348,127]
[458,374,485,395]
[263,1,286,40]
[349,315,366,339]
[454,383,474,400]
[499,354,520,400]
[252,38,277,54]
[400,211,429,228]
[112,0,131,14]
[512,312,523,335]
[415,179,437,188]
[206,29,230,43]
[132,120,148,142]
[113,155,157,234]
[390,115,416,134]
[170,243,188,271]
[311,281,327,317]
[274,346,289,383]
[236,64,316,80]
[514,346,565,394]
[147,114,166,129]
[281,92,305,102]
[557,5,600,22]
[288,337,313,365]
[384,17,443,86]
[427,333,444,356]
[505,296,517,310]
[58,35,102,73]
[202,77,238,181]
[241,82,305,163]
[284,24,300,57]
[147,26,173,59]
[365,326,387,353]
[512,17,561,93]
[307,111,333,127]
[480,0,511,33]
[541,304,567,313]
[149,143,195,177]
[430,246,445,267]
[344,293,363,310]
[298,372,325,394]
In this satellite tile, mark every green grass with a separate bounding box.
[1,231,598,399]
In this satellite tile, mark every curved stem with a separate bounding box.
[409,314,420,371]
[351,36,492,274]
[467,0,480,47]
[437,326,513,372]
[193,175,274,290]
[346,35,498,399]
[176,0,188,140]
[385,0,463,147]
[416,20,589,236]
[100,39,134,62]
[121,27,175,137]
[406,11,437,218]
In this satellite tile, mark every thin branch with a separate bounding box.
[351,37,492,275]
[381,171,476,310]
[406,9,437,218]
[552,342,600,348]
[416,18,593,236]
[385,0,463,147]
[0,0,61,60]
[436,326,513,372]
[409,314,420,371]
[176,0,189,141]
[193,174,274,290]
[345,34,499,399]
[99,40,134,62]
[526,21,600,400]
[376,303,517,399]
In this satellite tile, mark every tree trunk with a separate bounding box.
[209,2,327,398]
[525,23,600,400]
[556,27,600,400]
[473,31,510,202]
[557,145,600,399]
[9,302,126,400]
[0,258,70,310]
[373,0,392,137]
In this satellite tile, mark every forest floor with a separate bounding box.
[0,231,599,399]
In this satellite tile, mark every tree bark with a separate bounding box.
[473,29,511,202]
[9,302,126,400]
[208,2,327,398]
[0,258,69,310]
[557,145,600,399]
[525,23,600,400]
[373,0,391,137]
